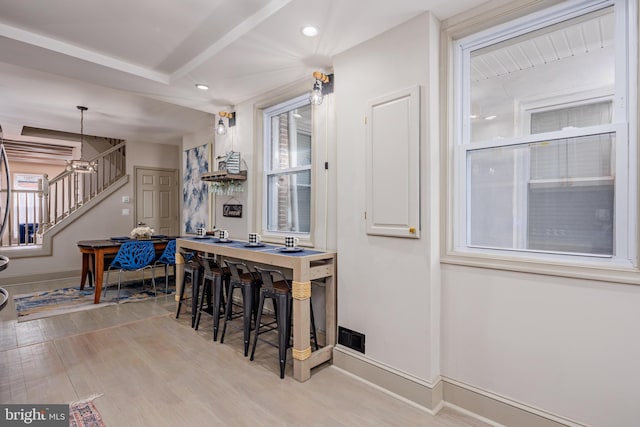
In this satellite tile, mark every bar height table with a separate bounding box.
[175,237,336,382]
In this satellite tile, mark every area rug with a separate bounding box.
[69,395,106,427]
[13,281,172,322]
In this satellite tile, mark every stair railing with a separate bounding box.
[0,141,126,246]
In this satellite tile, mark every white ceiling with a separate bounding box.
[0,0,485,147]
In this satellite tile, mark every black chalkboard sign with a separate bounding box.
[223,204,242,218]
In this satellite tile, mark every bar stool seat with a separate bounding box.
[251,267,319,379]
[220,260,262,356]
[194,253,231,341]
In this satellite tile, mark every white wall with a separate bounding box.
[212,108,252,239]
[334,6,640,427]
[208,82,337,250]
[441,265,640,427]
[1,140,180,283]
[334,13,440,382]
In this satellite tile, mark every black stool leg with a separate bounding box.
[241,283,253,357]
[194,276,210,331]
[249,293,267,361]
[277,293,289,379]
[190,268,201,328]
[310,300,319,351]
[213,274,224,341]
[176,269,189,319]
[220,284,238,344]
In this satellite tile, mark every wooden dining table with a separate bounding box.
[77,238,170,304]
[175,237,336,383]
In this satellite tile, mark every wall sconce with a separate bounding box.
[216,111,236,136]
[309,71,334,105]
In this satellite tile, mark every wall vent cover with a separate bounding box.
[338,326,365,354]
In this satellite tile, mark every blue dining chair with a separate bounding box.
[103,240,157,303]
[153,239,176,293]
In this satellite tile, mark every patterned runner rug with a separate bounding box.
[13,281,171,322]
[69,395,106,427]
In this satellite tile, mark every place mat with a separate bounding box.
[187,236,218,241]
[264,247,325,256]
[228,241,277,250]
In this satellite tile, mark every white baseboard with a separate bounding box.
[1,270,82,286]
[333,346,442,411]
[333,346,586,427]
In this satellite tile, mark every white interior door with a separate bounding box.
[135,167,178,236]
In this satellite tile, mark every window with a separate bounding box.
[263,95,312,236]
[452,0,636,269]
[12,173,43,242]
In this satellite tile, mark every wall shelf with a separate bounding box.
[200,170,247,182]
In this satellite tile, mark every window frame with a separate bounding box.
[262,93,313,240]
[444,0,639,281]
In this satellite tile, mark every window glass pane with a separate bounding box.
[266,170,311,233]
[530,101,612,133]
[527,182,613,255]
[469,7,615,142]
[269,104,312,170]
[530,134,612,179]
[468,133,614,255]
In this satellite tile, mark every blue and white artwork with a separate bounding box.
[183,144,209,233]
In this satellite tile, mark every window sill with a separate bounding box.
[261,233,313,248]
[441,249,640,285]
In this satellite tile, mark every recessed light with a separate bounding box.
[301,26,319,37]
[195,83,209,91]
[484,115,497,120]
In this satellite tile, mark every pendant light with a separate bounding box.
[65,106,97,173]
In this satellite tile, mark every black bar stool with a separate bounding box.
[194,253,230,341]
[220,260,262,356]
[250,267,319,378]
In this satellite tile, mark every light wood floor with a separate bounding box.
[0,277,491,427]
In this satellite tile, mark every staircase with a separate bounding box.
[0,141,127,247]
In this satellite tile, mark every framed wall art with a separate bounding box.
[182,144,209,233]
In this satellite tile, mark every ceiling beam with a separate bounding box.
[171,0,294,81]
[0,23,170,84]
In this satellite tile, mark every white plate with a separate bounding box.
[279,247,303,253]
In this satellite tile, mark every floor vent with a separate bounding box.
[338,326,365,353]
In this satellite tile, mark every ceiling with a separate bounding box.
[0,0,485,147]
[471,7,614,82]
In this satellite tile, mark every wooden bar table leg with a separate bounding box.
[292,263,312,382]
[174,245,184,302]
